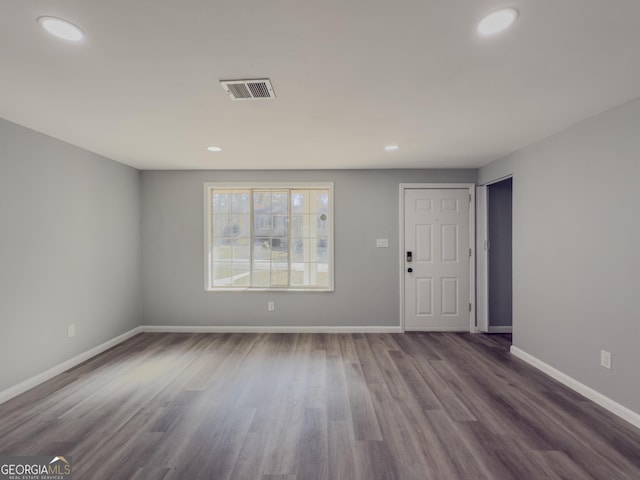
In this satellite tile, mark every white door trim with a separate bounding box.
[399,183,476,333]
[476,185,489,332]
[481,174,513,187]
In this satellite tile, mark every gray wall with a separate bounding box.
[0,119,141,392]
[487,178,512,328]
[141,169,476,327]
[479,98,640,414]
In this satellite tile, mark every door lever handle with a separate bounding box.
[407,267,413,273]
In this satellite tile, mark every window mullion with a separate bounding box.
[287,189,292,287]
[210,188,214,289]
[249,189,255,287]
[268,189,273,289]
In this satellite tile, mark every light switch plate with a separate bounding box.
[376,238,389,248]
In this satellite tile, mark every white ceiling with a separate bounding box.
[2,1,640,170]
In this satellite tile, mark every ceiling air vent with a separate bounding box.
[220,79,275,101]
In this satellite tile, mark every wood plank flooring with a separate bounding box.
[1,332,639,479]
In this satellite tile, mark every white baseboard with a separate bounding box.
[141,325,403,334]
[0,326,143,406]
[510,346,640,430]
[488,326,512,333]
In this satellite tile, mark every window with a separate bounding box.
[205,182,334,291]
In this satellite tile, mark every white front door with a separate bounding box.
[404,188,470,331]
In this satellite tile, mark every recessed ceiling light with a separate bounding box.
[207,146,222,152]
[385,145,400,151]
[38,17,84,42]
[477,8,518,36]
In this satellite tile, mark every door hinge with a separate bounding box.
[469,193,472,203]
[469,248,472,257]
[469,303,472,312]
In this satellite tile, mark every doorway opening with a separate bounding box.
[477,177,512,341]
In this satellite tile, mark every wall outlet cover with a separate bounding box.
[600,350,612,370]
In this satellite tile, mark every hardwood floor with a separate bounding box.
[1,332,639,479]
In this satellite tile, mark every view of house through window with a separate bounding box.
[205,183,333,290]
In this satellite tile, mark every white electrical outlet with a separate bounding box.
[268,301,275,312]
[67,324,75,338]
[600,350,612,370]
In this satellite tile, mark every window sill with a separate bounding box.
[205,287,334,293]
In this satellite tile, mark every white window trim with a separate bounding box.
[204,182,335,292]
